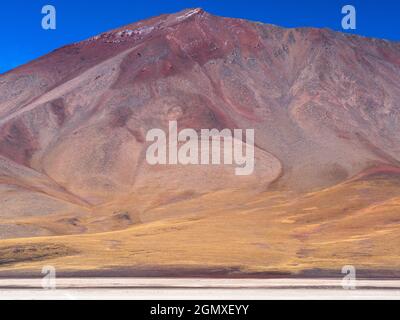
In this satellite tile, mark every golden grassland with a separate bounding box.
[0,174,400,276]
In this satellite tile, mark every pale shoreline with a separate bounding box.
[2,278,400,289]
[1,278,399,300]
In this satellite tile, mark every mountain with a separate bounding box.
[0,8,400,277]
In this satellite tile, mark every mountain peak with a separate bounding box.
[178,7,205,17]
[85,8,206,44]
[1,9,400,276]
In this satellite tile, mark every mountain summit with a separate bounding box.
[0,10,400,276]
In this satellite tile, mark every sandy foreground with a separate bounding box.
[0,278,400,300]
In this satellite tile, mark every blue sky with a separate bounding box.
[0,0,399,74]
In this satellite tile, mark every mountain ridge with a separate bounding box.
[0,9,400,275]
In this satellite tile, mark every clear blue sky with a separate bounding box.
[1,0,399,74]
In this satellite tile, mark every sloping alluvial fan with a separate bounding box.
[0,8,400,276]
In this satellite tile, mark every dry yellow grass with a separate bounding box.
[0,174,400,276]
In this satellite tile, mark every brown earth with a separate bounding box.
[0,8,400,276]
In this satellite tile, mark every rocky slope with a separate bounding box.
[0,9,400,275]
